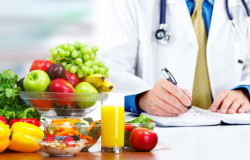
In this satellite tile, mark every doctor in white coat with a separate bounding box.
[99,0,250,116]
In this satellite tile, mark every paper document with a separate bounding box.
[142,106,250,127]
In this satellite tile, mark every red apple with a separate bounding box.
[30,59,54,72]
[48,78,75,107]
[63,71,80,88]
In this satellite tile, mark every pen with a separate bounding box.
[161,68,194,112]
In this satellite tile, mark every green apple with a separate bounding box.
[23,70,50,92]
[75,82,98,109]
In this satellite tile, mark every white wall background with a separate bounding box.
[0,0,104,78]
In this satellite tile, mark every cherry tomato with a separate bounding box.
[130,128,158,152]
[125,124,134,132]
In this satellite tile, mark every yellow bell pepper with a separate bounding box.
[8,122,44,152]
[0,122,10,153]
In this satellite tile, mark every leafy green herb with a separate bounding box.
[0,69,41,121]
[126,114,152,124]
[83,117,93,124]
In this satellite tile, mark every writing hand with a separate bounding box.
[139,79,191,117]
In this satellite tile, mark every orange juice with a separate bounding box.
[101,105,124,148]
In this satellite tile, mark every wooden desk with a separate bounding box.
[0,147,170,160]
[1,112,250,160]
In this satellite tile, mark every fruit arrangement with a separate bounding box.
[43,117,101,152]
[21,42,114,111]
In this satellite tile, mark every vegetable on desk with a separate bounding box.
[9,108,40,127]
[0,70,41,122]
[0,122,10,153]
[8,122,44,153]
[124,114,156,149]
[130,128,158,152]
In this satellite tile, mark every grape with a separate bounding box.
[74,41,81,49]
[61,62,67,67]
[65,51,70,57]
[105,72,109,78]
[59,49,65,57]
[61,44,68,50]
[92,65,99,72]
[79,43,87,48]
[98,61,105,67]
[89,68,94,74]
[77,52,82,58]
[81,66,89,73]
[87,60,93,66]
[98,67,106,74]
[93,60,100,65]
[70,66,78,73]
[87,48,92,55]
[71,50,78,58]
[83,62,91,67]
[103,66,109,72]
[83,54,90,60]
[68,46,75,52]
[75,58,82,65]
[65,64,73,70]
[77,70,84,78]
[80,48,88,54]
[47,57,54,62]
[49,42,109,79]
[50,48,58,57]
[91,45,99,53]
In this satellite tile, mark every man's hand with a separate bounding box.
[210,90,250,114]
[139,79,192,117]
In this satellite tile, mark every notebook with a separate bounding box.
[142,106,250,127]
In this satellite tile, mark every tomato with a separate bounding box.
[29,59,54,72]
[130,128,158,152]
[125,124,134,132]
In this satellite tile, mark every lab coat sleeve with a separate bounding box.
[232,1,250,88]
[232,85,250,100]
[97,0,152,95]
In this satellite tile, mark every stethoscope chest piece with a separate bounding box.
[155,24,172,45]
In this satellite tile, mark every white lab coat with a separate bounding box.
[98,0,250,99]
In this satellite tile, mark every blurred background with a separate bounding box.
[0,0,102,78]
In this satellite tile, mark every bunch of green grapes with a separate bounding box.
[48,41,109,79]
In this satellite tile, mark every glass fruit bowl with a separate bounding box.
[124,123,155,148]
[19,91,101,118]
[42,118,101,152]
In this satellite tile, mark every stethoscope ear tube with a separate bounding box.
[225,0,233,20]
[241,0,250,17]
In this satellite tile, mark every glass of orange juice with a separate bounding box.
[101,92,124,153]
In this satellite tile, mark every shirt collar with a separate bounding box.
[186,0,214,5]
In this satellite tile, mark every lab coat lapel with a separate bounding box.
[207,0,227,43]
[175,0,197,44]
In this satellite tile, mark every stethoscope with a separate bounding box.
[155,0,250,58]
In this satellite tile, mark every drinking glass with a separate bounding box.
[101,92,124,153]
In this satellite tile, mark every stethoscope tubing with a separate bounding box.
[225,0,250,20]
[160,0,166,24]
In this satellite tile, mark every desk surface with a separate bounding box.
[2,114,250,160]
